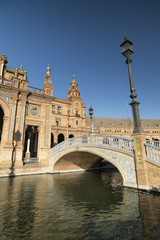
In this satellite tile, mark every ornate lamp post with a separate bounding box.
[120,36,144,133]
[89,106,94,133]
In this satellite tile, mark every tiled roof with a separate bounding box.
[86,116,160,128]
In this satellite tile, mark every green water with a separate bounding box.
[0,170,160,240]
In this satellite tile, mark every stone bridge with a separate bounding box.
[49,134,137,188]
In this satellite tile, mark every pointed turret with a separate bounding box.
[43,64,53,96]
[67,73,80,100]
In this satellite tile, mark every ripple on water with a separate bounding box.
[0,171,159,239]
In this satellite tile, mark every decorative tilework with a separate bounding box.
[0,95,10,103]
[8,105,15,140]
[19,106,24,140]
[44,105,50,146]
[28,97,44,103]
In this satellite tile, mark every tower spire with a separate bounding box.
[46,64,51,75]
[67,73,80,100]
[43,64,53,96]
[72,72,76,82]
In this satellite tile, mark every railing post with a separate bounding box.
[133,133,149,189]
[89,132,95,145]
[66,138,69,148]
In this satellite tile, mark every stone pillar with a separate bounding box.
[25,128,31,158]
[133,133,149,190]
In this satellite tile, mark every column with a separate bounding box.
[25,127,31,158]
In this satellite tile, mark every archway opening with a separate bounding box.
[53,151,123,185]
[69,134,74,138]
[58,134,64,143]
[51,133,54,148]
[23,125,39,159]
[0,107,4,144]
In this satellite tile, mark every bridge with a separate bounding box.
[49,134,137,188]
[49,134,160,190]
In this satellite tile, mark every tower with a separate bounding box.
[67,73,86,129]
[43,64,53,96]
[67,73,80,101]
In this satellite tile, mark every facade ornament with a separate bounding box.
[24,70,27,80]
[46,64,51,75]
[15,67,18,77]
[20,65,23,70]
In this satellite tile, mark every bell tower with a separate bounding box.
[67,73,80,101]
[43,64,53,96]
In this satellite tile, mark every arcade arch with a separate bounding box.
[58,133,64,143]
[69,134,74,138]
[51,133,54,148]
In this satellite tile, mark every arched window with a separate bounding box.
[52,105,55,114]
[57,106,61,114]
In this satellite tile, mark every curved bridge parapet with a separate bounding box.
[50,134,134,156]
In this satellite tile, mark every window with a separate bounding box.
[76,120,78,126]
[23,83,26,89]
[14,81,17,87]
[52,105,55,114]
[47,89,51,94]
[57,106,61,114]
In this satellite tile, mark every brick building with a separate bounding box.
[0,53,159,168]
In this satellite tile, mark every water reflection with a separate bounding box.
[0,171,159,239]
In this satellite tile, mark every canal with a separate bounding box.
[0,170,160,240]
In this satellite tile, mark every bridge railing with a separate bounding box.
[50,134,134,156]
[94,135,133,153]
[146,139,160,148]
[144,143,160,165]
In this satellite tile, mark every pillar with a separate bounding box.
[133,133,149,190]
[25,127,31,158]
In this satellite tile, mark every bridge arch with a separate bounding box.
[49,135,137,188]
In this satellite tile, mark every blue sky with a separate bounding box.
[1,0,160,119]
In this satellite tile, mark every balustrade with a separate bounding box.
[144,143,160,164]
[27,86,44,94]
[50,135,134,156]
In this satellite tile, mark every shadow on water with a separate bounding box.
[0,176,37,240]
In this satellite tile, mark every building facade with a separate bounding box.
[0,54,160,168]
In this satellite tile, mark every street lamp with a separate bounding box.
[89,106,94,133]
[120,36,144,133]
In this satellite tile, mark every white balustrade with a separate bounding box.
[50,135,134,156]
[144,143,160,164]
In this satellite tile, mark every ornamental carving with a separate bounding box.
[28,104,40,117]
